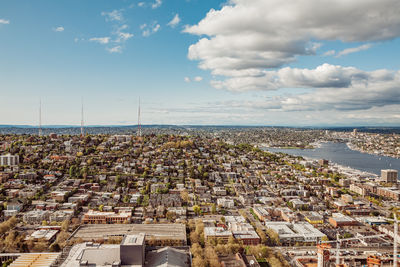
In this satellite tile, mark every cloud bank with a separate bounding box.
[184,0,400,113]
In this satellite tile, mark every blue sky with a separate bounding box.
[1,0,400,126]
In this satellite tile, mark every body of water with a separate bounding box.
[265,142,400,175]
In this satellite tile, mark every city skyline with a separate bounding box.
[1,0,400,126]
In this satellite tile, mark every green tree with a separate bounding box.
[193,205,201,216]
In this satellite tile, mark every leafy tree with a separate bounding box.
[193,205,201,216]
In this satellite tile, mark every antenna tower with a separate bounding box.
[81,98,84,137]
[39,99,42,137]
[137,98,142,137]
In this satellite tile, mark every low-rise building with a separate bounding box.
[23,210,50,224]
[252,206,270,222]
[0,154,19,166]
[82,210,131,224]
[328,213,358,228]
[204,227,233,243]
[376,187,400,201]
[264,221,326,244]
[217,198,234,209]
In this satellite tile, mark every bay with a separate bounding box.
[265,142,400,176]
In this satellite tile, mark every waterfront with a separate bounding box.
[265,142,400,175]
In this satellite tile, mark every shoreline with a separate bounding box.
[345,141,400,160]
[262,143,379,178]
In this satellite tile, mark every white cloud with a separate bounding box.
[184,76,203,83]
[151,0,162,9]
[213,64,400,113]
[323,50,335,57]
[89,37,110,44]
[116,32,134,42]
[53,26,64,32]
[185,0,400,87]
[336,44,373,57]
[101,10,123,21]
[107,46,122,53]
[0,18,10,24]
[138,2,145,7]
[167,14,181,28]
[153,24,160,33]
[142,22,161,37]
[94,11,133,53]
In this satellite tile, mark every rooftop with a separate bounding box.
[9,253,60,267]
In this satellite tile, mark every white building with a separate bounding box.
[265,221,326,244]
[217,198,234,208]
[0,154,19,166]
[23,210,50,224]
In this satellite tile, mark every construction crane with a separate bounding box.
[379,214,399,267]
[320,233,387,265]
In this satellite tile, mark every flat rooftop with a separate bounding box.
[73,224,186,242]
[121,233,145,246]
[9,253,60,267]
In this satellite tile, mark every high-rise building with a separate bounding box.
[381,169,398,183]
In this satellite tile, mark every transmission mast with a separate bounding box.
[137,97,142,137]
[81,98,85,137]
[38,99,42,137]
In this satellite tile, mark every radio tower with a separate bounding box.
[137,97,142,137]
[81,98,85,137]
[38,99,42,137]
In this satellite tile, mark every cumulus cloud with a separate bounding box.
[194,76,203,82]
[167,14,181,28]
[101,9,123,21]
[213,64,400,113]
[0,18,10,24]
[142,22,160,37]
[184,77,191,82]
[89,37,110,44]
[185,0,400,86]
[151,0,162,9]
[336,44,373,57]
[92,10,134,53]
[107,46,122,53]
[53,26,64,32]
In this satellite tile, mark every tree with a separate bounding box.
[0,216,17,235]
[211,204,217,214]
[166,211,176,221]
[256,227,268,245]
[192,257,207,267]
[191,243,203,258]
[266,228,281,246]
[205,246,220,267]
[193,205,201,216]
[180,190,189,203]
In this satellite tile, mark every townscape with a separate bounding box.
[0,128,399,267]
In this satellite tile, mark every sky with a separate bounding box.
[1,0,400,126]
